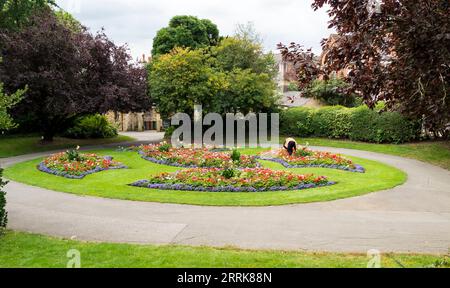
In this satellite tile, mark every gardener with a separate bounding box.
[283,137,298,156]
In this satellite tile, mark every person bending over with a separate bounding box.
[283,137,297,156]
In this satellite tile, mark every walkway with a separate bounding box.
[2,141,449,254]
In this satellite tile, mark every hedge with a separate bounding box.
[280,106,419,144]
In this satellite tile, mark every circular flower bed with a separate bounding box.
[139,144,259,168]
[130,168,335,192]
[38,151,127,179]
[259,147,365,173]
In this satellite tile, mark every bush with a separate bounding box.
[0,168,8,230]
[281,106,419,144]
[280,107,313,136]
[164,126,176,140]
[231,149,241,163]
[304,78,361,107]
[65,114,118,139]
[287,82,299,92]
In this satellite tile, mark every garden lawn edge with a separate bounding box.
[3,149,408,206]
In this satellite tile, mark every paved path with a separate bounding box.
[1,142,449,254]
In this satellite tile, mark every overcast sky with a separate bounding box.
[56,0,333,61]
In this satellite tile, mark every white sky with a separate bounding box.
[56,0,333,61]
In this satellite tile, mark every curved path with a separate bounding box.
[1,143,449,254]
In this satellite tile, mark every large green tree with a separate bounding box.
[213,37,277,79]
[148,47,278,117]
[152,15,220,56]
[221,68,277,114]
[0,0,55,30]
[149,47,227,118]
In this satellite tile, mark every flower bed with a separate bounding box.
[259,148,365,173]
[38,152,127,179]
[130,168,335,192]
[139,144,259,168]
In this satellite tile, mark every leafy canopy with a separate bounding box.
[149,47,278,117]
[280,0,450,138]
[0,9,150,141]
[0,0,55,30]
[152,15,220,56]
[149,47,228,118]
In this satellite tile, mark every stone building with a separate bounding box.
[106,54,164,132]
[106,108,163,132]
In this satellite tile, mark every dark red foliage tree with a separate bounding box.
[0,9,151,141]
[280,0,450,138]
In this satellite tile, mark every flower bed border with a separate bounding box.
[138,150,261,169]
[129,180,336,193]
[37,156,128,179]
[257,157,366,173]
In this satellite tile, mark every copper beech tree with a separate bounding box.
[279,0,449,138]
[0,9,151,141]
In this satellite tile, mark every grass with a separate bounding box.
[0,135,135,158]
[0,231,447,268]
[294,138,450,170]
[3,148,407,206]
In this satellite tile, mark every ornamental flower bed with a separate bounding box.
[139,144,259,168]
[130,168,335,192]
[259,147,365,173]
[38,151,127,179]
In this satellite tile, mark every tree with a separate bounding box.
[221,68,278,114]
[304,78,360,107]
[0,0,55,30]
[0,9,151,141]
[0,82,26,131]
[213,37,277,79]
[234,22,263,46]
[149,47,227,118]
[54,9,83,32]
[148,47,278,117]
[152,15,220,56]
[277,43,322,91]
[281,0,450,138]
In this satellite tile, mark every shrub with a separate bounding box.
[280,106,419,143]
[304,78,360,107]
[287,82,299,92]
[221,167,238,179]
[231,149,241,163]
[66,146,82,162]
[65,114,118,139]
[164,126,175,140]
[280,107,314,136]
[0,168,8,230]
[309,106,351,138]
[158,143,171,152]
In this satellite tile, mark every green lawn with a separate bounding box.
[3,148,406,206]
[0,135,135,158]
[0,231,447,268]
[294,138,450,170]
